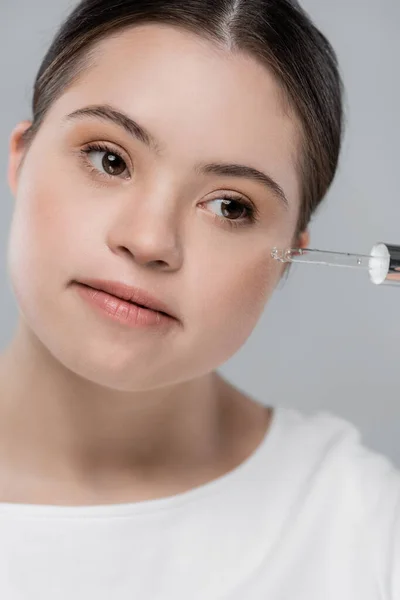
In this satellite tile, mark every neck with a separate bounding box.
[0,319,228,499]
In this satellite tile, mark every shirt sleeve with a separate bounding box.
[389,486,400,600]
[345,428,400,600]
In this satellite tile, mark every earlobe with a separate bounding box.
[277,230,309,289]
[297,229,310,250]
[8,121,33,196]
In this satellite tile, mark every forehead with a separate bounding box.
[55,24,302,204]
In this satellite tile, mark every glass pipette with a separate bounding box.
[271,243,400,286]
[271,248,377,269]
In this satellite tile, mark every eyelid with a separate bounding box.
[210,190,260,218]
[79,143,131,182]
[81,140,133,171]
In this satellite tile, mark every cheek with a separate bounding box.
[186,248,282,368]
[211,252,280,327]
[7,154,82,315]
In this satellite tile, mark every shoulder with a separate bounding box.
[276,406,400,600]
[275,406,400,509]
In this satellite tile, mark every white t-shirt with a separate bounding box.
[0,405,399,600]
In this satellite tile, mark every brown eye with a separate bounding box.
[220,199,248,220]
[82,143,130,179]
[100,152,126,176]
[207,196,257,225]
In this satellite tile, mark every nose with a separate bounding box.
[106,198,183,270]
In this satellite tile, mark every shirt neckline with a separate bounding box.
[0,405,284,519]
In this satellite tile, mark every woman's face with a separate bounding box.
[7,24,308,390]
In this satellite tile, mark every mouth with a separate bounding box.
[74,278,178,321]
[84,287,155,311]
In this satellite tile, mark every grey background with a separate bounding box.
[1,1,399,465]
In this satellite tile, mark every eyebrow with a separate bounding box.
[65,104,289,208]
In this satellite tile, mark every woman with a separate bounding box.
[0,0,398,598]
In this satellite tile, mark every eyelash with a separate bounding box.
[80,142,260,229]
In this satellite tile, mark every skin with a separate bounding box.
[0,24,309,505]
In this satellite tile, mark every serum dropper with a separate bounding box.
[271,243,400,286]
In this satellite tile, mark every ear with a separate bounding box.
[8,121,33,196]
[279,229,310,285]
[296,229,310,250]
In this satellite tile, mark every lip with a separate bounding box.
[74,278,178,320]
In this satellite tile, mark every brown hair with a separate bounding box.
[22,0,345,236]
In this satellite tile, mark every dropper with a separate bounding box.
[271,243,400,286]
